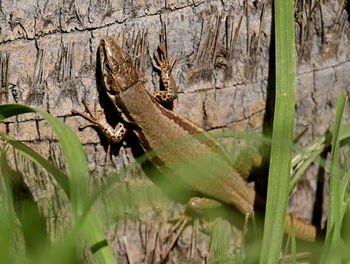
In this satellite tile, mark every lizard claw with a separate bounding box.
[72,101,103,130]
[152,45,176,72]
[76,123,96,131]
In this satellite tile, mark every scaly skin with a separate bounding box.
[72,36,316,242]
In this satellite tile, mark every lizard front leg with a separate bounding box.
[153,45,177,104]
[72,100,127,144]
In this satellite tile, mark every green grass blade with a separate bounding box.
[320,92,347,263]
[83,213,114,263]
[0,133,70,195]
[0,104,88,218]
[343,202,350,261]
[290,149,322,193]
[328,92,347,233]
[0,150,18,263]
[290,123,350,192]
[259,0,296,262]
[0,104,116,264]
[339,123,350,141]
[341,171,350,217]
[290,218,296,264]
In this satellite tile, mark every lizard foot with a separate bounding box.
[152,45,177,104]
[72,100,104,131]
[72,100,127,144]
[152,45,176,73]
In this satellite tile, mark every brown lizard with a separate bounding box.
[72,36,316,243]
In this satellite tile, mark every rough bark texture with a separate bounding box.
[1,0,350,263]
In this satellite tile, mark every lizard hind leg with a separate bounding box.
[162,215,191,262]
[162,197,223,262]
[72,100,127,144]
[152,45,177,105]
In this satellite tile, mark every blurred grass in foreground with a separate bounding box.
[0,104,116,264]
[0,102,350,263]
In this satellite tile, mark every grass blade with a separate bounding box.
[0,150,18,263]
[327,93,347,231]
[0,104,116,264]
[320,92,347,263]
[0,133,70,195]
[0,104,88,218]
[290,217,296,264]
[259,0,296,262]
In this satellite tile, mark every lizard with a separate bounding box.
[72,36,316,244]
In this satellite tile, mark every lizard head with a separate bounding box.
[99,37,139,94]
